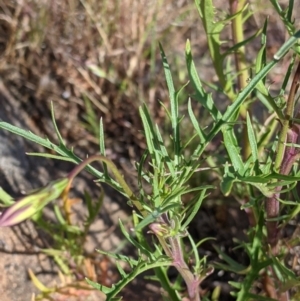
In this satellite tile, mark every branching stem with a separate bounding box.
[266,61,300,251]
[67,154,146,216]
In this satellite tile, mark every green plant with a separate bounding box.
[1,0,300,300]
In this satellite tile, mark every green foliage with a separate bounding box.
[1,0,300,300]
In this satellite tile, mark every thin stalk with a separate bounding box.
[264,61,300,301]
[266,61,300,251]
[229,0,248,100]
[274,62,300,172]
[229,0,250,158]
[67,154,146,216]
[229,0,257,248]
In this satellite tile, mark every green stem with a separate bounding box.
[67,154,146,216]
[266,61,300,251]
[230,0,248,99]
[229,0,250,159]
[274,62,300,172]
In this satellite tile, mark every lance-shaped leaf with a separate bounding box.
[0,178,69,227]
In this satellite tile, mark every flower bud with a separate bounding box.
[0,178,69,227]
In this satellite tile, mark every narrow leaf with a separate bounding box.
[188,98,207,143]
[159,43,180,164]
[181,189,207,229]
[246,113,258,162]
[186,40,222,120]
[223,126,244,173]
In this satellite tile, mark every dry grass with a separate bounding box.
[0,0,199,161]
[0,0,293,159]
